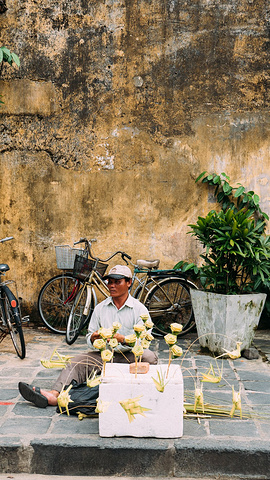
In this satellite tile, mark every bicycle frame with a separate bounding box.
[73,268,110,317]
[71,237,132,316]
[130,266,197,302]
[130,269,162,301]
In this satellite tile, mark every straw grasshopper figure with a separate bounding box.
[40,348,73,369]
[194,386,205,414]
[152,368,169,393]
[230,386,242,419]
[57,384,73,416]
[119,395,151,423]
[201,362,223,383]
[216,342,242,360]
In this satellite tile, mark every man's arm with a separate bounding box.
[86,308,100,348]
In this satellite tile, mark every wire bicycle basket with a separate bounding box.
[73,254,108,281]
[55,245,84,270]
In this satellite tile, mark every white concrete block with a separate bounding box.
[99,363,183,438]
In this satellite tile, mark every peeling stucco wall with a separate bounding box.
[0,0,270,320]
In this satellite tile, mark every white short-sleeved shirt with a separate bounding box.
[86,294,151,352]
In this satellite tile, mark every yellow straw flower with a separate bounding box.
[125,334,137,346]
[132,345,144,357]
[164,333,177,345]
[108,338,118,349]
[140,314,149,323]
[134,324,146,335]
[93,339,106,350]
[98,327,113,340]
[112,321,121,332]
[170,322,183,334]
[144,319,154,329]
[145,332,154,342]
[170,344,183,358]
[101,349,113,362]
[141,339,150,350]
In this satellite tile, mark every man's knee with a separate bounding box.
[143,349,158,365]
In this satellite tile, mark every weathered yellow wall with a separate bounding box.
[0,1,270,320]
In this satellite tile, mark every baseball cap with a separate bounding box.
[103,265,132,280]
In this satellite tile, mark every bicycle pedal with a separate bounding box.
[21,316,30,323]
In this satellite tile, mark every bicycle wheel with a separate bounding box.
[66,286,95,345]
[1,289,25,359]
[132,279,156,302]
[144,277,195,335]
[38,274,81,334]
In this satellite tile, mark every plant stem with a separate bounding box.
[135,357,138,378]
[166,350,172,378]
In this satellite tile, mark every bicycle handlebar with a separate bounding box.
[121,252,132,264]
[73,238,132,264]
[0,236,14,243]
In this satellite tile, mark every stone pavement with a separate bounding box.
[0,326,270,479]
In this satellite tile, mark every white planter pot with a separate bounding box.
[190,289,267,355]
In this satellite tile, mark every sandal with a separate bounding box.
[18,382,48,408]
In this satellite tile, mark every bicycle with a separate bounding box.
[0,236,26,359]
[38,244,87,334]
[65,238,132,344]
[38,239,131,339]
[129,258,198,335]
[66,238,197,343]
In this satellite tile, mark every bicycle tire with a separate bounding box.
[144,277,195,336]
[1,287,25,359]
[66,285,96,345]
[132,279,156,302]
[38,273,82,334]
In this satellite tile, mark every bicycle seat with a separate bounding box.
[0,264,9,272]
[136,259,160,269]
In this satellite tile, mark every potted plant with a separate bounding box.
[175,172,270,355]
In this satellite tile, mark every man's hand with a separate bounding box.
[90,331,100,343]
[90,331,125,344]
[113,333,125,344]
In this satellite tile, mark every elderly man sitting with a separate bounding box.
[19,265,158,407]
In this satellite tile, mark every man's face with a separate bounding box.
[107,277,132,299]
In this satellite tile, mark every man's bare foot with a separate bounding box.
[33,387,59,406]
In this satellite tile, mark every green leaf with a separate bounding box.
[217,191,225,202]
[195,171,206,183]
[234,186,245,198]
[11,52,20,67]
[213,175,220,184]
[220,172,230,181]
[1,46,11,57]
[262,212,269,221]
[0,49,3,63]
[253,194,260,205]
[223,181,232,194]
